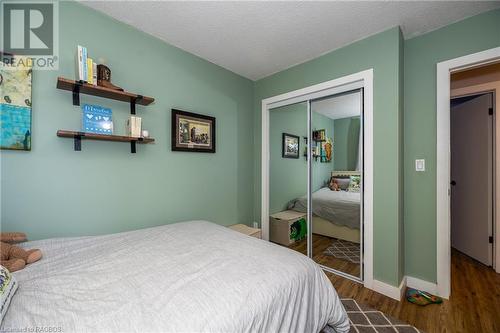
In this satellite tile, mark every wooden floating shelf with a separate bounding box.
[57,130,154,143]
[57,130,154,153]
[57,77,155,106]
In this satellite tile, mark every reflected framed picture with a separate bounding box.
[171,109,216,153]
[0,53,33,151]
[282,133,299,159]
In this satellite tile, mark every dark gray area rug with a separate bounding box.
[324,298,423,333]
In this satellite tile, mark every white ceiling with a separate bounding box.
[312,91,361,120]
[81,1,500,81]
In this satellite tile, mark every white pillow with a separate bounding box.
[0,265,18,325]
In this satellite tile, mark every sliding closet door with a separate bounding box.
[309,90,363,280]
[268,102,309,256]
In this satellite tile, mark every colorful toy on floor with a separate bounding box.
[406,288,443,306]
[0,232,42,272]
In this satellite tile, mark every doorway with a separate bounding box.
[450,92,494,266]
[436,47,500,299]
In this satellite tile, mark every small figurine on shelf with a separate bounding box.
[97,64,123,91]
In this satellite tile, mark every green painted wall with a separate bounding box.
[269,103,307,214]
[255,27,404,286]
[404,9,500,282]
[269,103,334,214]
[333,117,360,171]
[0,2,255,240]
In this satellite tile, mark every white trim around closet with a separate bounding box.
[261,69,374,293]
[436,46,500,299]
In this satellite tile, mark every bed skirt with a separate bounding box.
[312,216,360,243]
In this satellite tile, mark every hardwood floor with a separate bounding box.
[326,249,500,333]
[287,233,360,277]
[282,235,500,332]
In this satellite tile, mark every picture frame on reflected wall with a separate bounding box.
[282,133,299,159]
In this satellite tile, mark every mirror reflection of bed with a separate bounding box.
[288,171,361,278]
[269,90,363,281]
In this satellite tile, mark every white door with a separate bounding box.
[451,93,493,266]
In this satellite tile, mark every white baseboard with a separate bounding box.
[368,276,440,301]
[406,276,438,295]
[372,277,406,301]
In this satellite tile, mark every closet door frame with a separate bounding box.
[261,69,374,290]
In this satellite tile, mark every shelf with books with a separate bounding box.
[57,130,154,152]
[312,129,326,142]
[58,47,155,154]
[56,77,154,109]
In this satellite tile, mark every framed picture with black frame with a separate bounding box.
[282,133,300,159]
[171,109,216,153]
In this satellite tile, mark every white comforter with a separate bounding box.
[289,188,360,229]
[2,221,349,333]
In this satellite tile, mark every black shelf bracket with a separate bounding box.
[130,141,136,153]
[130,95,143,115]
[72,81,84,106]
[73,133,82,151]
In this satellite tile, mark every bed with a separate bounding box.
[288,172,361,243]
[1,221,349,333]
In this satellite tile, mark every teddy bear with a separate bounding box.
[328,177,341,191]
[0,232,42,272]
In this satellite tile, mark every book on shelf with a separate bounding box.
[82,104,113,135]
[82,46,87,82]
[92,62,97,86]
[86,58,93,84]
[76,45,96,84]
[76,45,86,82]
[126,116,142,137]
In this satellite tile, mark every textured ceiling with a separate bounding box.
[81,1,500,80]
[312,91,362,120]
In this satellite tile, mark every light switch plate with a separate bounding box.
[415,159,425,172]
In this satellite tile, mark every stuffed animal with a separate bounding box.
[0,232,42,272]
[329,177,341,191]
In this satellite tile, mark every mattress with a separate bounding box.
[2,221,349,333]
[288,188,361,229]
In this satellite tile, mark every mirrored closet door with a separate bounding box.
[310,90,363,280]
[268,102,309,257]
[267,89,364,282]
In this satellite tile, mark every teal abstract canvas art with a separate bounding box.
[0,55,32,151]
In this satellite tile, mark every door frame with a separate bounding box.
[261,69,374,290]
[450,90,496,268]
[436,46,500,298]
[450,91,495,266]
